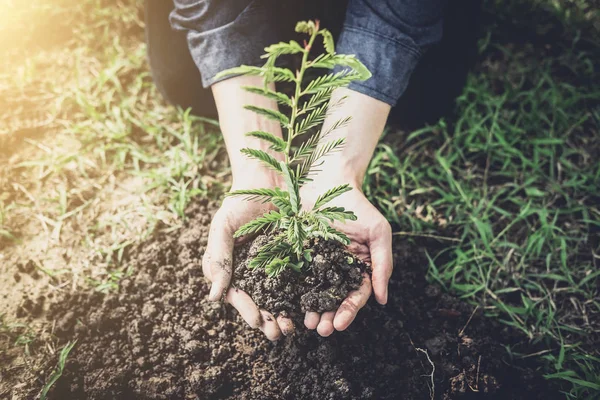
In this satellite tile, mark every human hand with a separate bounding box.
[300,181,393,337]
[203,178,295,340]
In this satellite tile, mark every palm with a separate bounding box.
[300,186,393,336]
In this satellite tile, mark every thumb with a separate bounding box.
[205,210,235,301]
[369,220,393,305]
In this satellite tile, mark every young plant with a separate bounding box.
[215,20,371,277]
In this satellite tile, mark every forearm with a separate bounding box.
[211,75,283,189]
[308,88,391,189]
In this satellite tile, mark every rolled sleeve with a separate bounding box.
[337,0,447,106]
[169,0,279,88]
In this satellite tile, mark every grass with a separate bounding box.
[365,0,599,397]
[0,0,598,398]
[39,340,77,400]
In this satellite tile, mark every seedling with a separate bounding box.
[216,20,371,276]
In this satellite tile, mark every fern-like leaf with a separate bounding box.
[298,86,333,116]
[280,161,300,213]
[315,206,357,222]
[297,137,345,181]
[319,29,335,54]
[240,148,283,172]
[295,20,317,35]
[310,54,372,81]
[303,70,361,95]
[242,86,292,106]
[244,105,290,126]
[227,187,286,202]
[287,218,306,257]
[262,40,304,58]
[245,131,286,152]
[313,184,352,209]
[265,256,291,277]
[314,224,351,246]
[249,236,291,270]
[273,195,293,215]
[294,101,328,136]
[234,211,285,237]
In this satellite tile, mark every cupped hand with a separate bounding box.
[203,184,294,340]
[301,183,393,337]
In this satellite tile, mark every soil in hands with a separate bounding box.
[234,235,367,318]
[8,199,559,400]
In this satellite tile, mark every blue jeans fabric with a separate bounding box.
[168,0,446,106]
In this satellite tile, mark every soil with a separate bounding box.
[1,199,559,400]
[233,235,367,317]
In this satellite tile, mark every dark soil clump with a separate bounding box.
[233,235,366,317]
[41,199,560,400]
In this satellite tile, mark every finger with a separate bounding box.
[369,221,393,304]
[317,311,335,337]
[259,310,282,341]
[202,251,212,281]
[304,311,320,330]
[206,211,235,301]
[334,273,372,331]
[277,315,295,336]
[225,288,262,329]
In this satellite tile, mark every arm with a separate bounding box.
[302,0,447,336]
[203,76,294,340]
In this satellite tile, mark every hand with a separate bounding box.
[301,182,393,336]
[207,76,295,340]
[203,181,295,340]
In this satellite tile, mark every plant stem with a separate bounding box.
[285,24,319,164]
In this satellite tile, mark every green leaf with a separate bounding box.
[295,101,328,136]
[295,20,316,34]
[525,187,545,197]
[262,40,304,58]
[292,117,350,164]
[288,261,304,273]
[227,187,286,202]
[298,86,333,115]
[280,161,300,214]
[245,130,286,152]
[297,137,346,182]
[40,341,77,400]
[244,105,290,126]
[316,206,357,222]
[287,218,306,257]
[250,236,291,270]
[265,256,291,277]
[303,70,362,95]
[240,148,283,172]
[215,65,295,83]
[269,67,297,82]
[320,29,335,54]
[311,54,371,81]
[313,185,352,209]
[314,224,351,246]
[303,249,313,262]
[234,211,284,237]
[273,195,293,215]
[242,86,292,107]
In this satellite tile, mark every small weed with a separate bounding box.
[39,340,77,400]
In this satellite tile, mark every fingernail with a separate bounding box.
[208,285,220,301]
[382,288,388,304]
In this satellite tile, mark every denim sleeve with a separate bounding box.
[169,0,279,88]
[337,0,447,106]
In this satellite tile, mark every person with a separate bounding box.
[145,0,447,340]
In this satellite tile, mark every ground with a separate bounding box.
[0,0,598,399]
